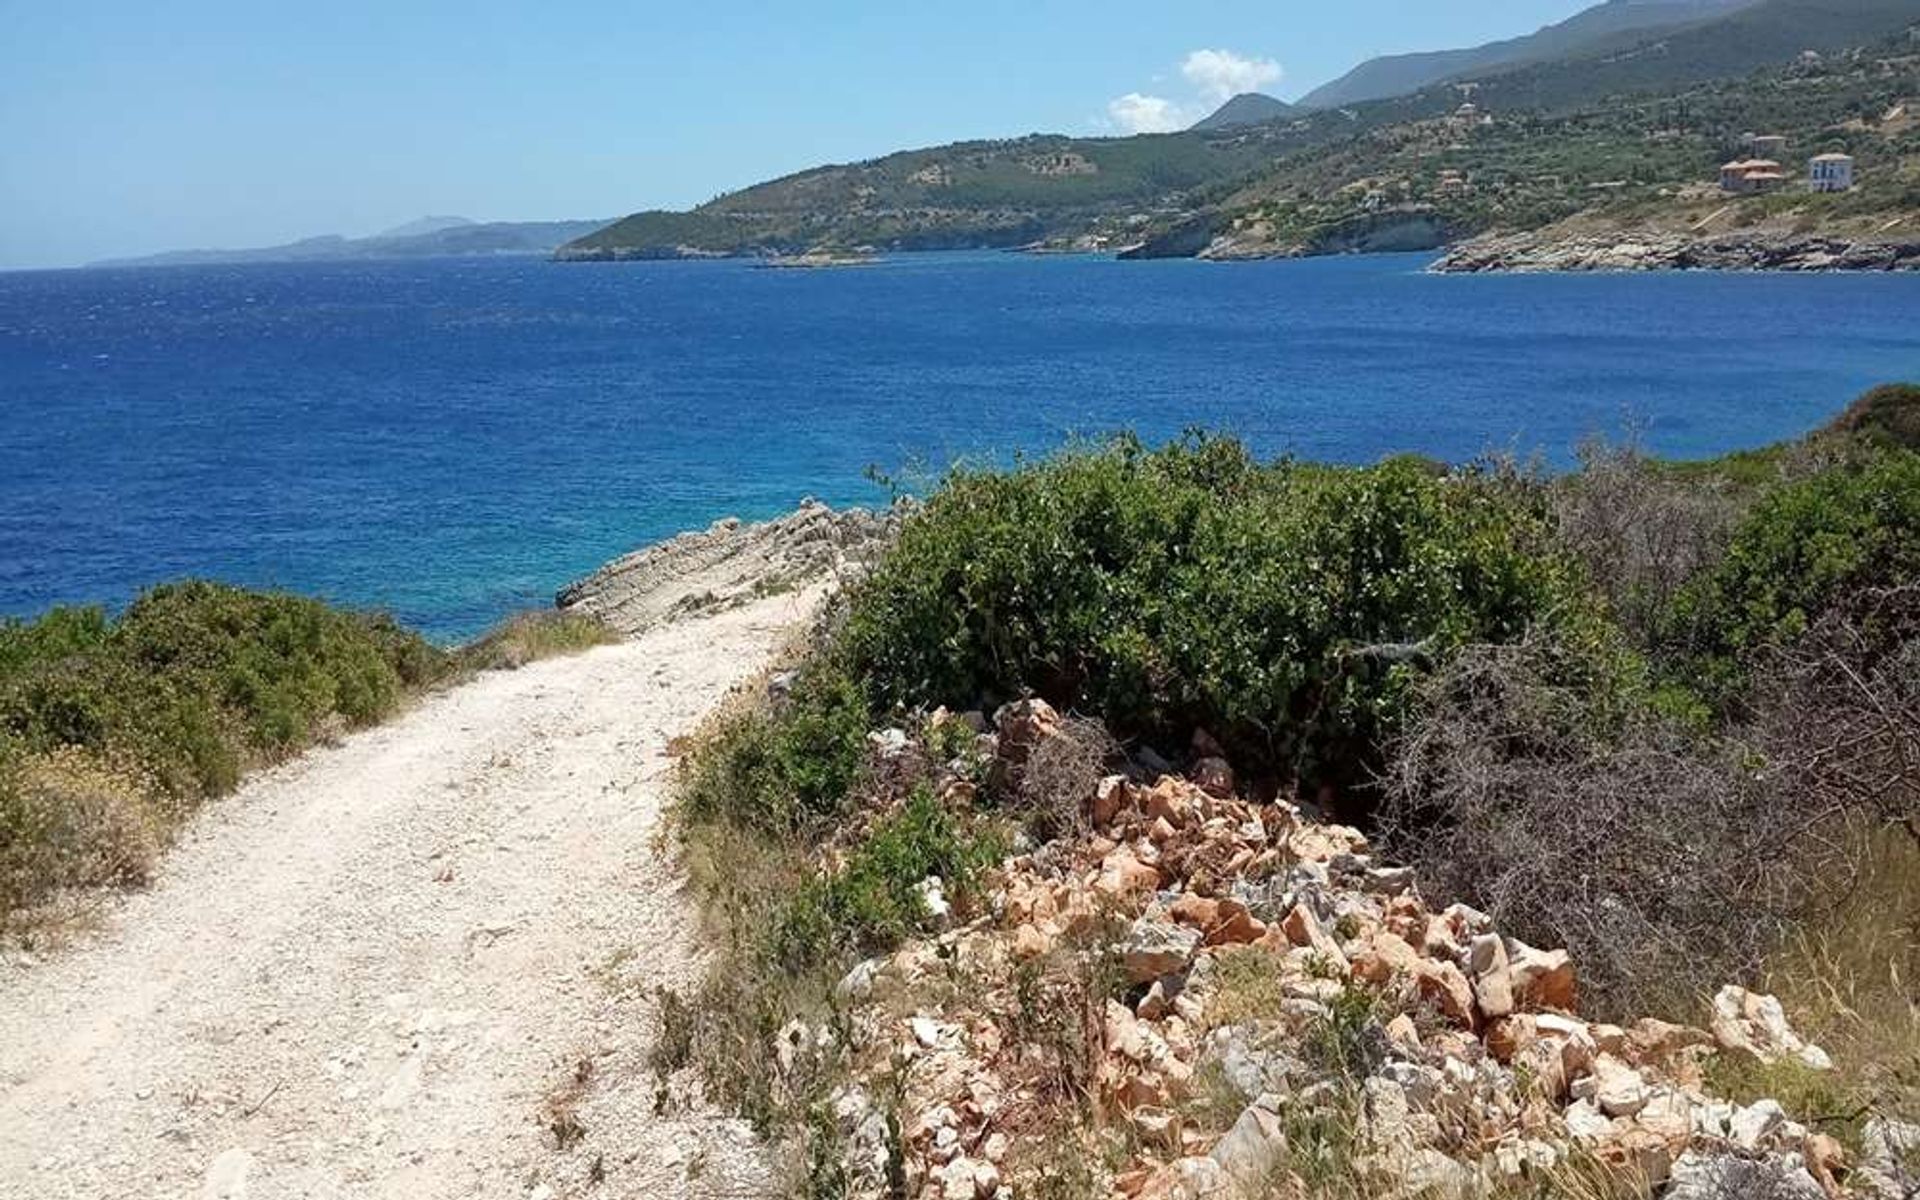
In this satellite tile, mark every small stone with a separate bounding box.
[1710,985,1832,1071]
[1590,1054,1650,1118]
[1507,941,1577,1012]
[1414,959,1476,1029]
[1211,1100,1285,1184]
[201,1149,255,1200]
[1124,915,1202,984]
[1190,757,1235,799]
[1092,775,1133,827]
[1467,933,1514,1020]
[1012,924,1052,961]
[1729,1099,1787,1151]
[917,876,951,922]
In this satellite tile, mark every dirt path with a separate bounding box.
[0,589,821,1200]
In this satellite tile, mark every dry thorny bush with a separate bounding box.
[1381,579,1920,1025]
[1011,715,1124,842]
[1378,636,1807,1020]
[1550,435,1746,647]
[1749,585,1920,847]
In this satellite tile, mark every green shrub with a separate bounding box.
[1826,382,1920,451]
[455,610,618,672]
[1675,450,1920,699]
[681,664,872,835]
[0,581,449,924]
[842,436,1608,789]
[772,786,998,969]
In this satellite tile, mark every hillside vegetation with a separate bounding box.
[663,387,1920,1199]
[1141,32,1920,260]
[0,584,612,931]
[562,2,1920,262]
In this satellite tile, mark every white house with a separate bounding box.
[1809,153,1855,193]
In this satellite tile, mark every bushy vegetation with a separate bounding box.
[0,583,621,929]
[842,437,1613,795]
[0,581,450,923]
[454,609,617,672]
[672,387,1920,1185]
[1673,449,1920,700]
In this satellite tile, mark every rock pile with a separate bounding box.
[1432,231,1920,274]
[556,499,892,634]
[809,700,1898,1200]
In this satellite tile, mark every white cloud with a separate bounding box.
[1179,48,1284,104]
[1107,93,1191,135]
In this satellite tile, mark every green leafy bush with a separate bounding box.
[680,663,873,834]
[1675,450,1920,698]
[842,436,1609,789]
[0,581,450,922]
[1825,382,1920,452]
[771,785,998,969]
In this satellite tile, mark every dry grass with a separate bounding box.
[1710,825,1920,1150]
[456,610,619,672]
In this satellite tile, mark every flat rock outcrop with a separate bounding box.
[557,499,893,635]
[1433,230,1920,274]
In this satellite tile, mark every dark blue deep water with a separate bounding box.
[2,251,1917,640]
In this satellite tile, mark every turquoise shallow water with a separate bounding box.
[1,250,1917,641]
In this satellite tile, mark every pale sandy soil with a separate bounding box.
[0,588,825,1200]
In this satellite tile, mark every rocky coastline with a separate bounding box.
[556,499,892,635]
[1433,230,1920,274]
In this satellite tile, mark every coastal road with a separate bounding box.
[0,591,820,1200]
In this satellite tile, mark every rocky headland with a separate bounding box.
[557,499,892,635]
[1433,230,1920,274]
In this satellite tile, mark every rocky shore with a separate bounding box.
[1433,230,1920,274]
[557,499,892,635]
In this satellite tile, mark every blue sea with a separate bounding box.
[2,251,1918,641]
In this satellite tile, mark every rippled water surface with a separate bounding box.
[3,252,1917,639]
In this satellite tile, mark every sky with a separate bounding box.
[0,1,1595,269]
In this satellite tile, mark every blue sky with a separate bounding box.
[0,1,1591,269]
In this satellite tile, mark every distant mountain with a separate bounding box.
[374,215,477,240]
[1191,94,1295,131]
[1298,0,1759,109]
[91,218,616,269]
[1399,0,1920,116]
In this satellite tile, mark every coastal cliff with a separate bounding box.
[1435,229,1920,273]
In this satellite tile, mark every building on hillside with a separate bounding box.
[1720,159,1788,194]
[1809,152,1856,192]
[1435,169,1471,197]
[1744,133,1789,158]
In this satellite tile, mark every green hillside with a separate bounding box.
[1138,31,1920,259]
[559,0,1920,261]
[559,131,1302,259]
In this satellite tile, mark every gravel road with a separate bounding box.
[0,590,820,1200]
